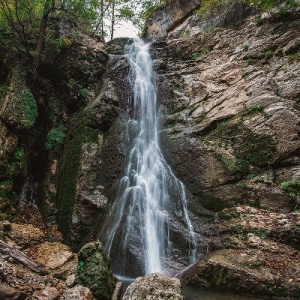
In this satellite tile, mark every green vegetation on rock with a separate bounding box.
[56,109,100,245]
[207,120,276,177]
[281,178,300,209]
[45,125,66,152]
[75,241,117,300]
[8,66,38,129]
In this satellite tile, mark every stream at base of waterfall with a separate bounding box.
[98,38,200,277]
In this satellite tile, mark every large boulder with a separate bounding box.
[24,241,77,279]
[181,248,300,298]
[75,241,116,300]
[123,273,184,300]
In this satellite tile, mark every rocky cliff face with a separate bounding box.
[1,0,300,298]
[148,1,300,298]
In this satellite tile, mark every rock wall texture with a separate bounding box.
[148,1,300,298]
[1,0,300,298]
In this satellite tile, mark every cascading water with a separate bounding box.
[99,38,197,277]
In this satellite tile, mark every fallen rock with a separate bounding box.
[65,274,76,287]
[8,223,45,248]
[25,242,73,271]
[111,282,122,300]
[181,249,300,298]
[123,273,184,300]
[42,287,60,300]
[32,287,60,300]
[25,241,77,281]
[75,241,116,300]
[62,285,93,300]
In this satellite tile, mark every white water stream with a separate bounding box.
[101,38,196,276]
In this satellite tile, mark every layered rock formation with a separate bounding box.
[148,0,300,298]
[1,0,300,298]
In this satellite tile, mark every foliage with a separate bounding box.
[264,50,273,58]
[45,125,66,151]
[196,0,299,21]
[281,178,300,209]
[246,57,255,65]
[243,44,249,51]
[0,85,9,98]
[9,66,38,129]
[247,104,264,113]
[192,49,209,59]
[207,120,276,177]
[17,89,38,128]
[197,0,232,18]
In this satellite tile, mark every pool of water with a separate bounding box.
[183,286,266,300]
[117,276,266,299]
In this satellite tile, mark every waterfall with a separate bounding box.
[99,38,197,277]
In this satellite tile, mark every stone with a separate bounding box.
[65,274,76,287]
[75,241,116,300]
[123,273,184,300]
[62,285,93,300]
[0,284,22,300]
[25,242,73,271]
[33,287,60,300]
[111,282,122,300]
[9,223,45,247]
[180,249,300,298]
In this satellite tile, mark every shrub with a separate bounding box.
[45,125,66,151]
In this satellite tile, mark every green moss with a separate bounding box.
[280,178,300,209]
[75,242,116,300]
[264,50,273,58]
[45,125,66,152]
[206,121,276,177]
[9,66,38,129]
[192,49,209,60]
[0,85,9,98]
[56,109,100,245]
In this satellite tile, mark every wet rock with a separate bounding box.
[181,249,300,298]
[62,285,93,300]
[75,241,116,300]
[106,37,132,55]
[123,273,184,300]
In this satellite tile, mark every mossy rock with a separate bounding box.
[75,241,116,300]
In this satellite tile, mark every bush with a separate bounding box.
[45,125,66,151]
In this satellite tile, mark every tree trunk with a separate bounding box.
[34,0,54,68]
[110,0,115,40]
[0,240,45,274]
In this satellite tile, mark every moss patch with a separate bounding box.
[56,109,100,245]
[75,241,116,300]
[206,120,276,177]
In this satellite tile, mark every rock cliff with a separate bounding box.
[1,0,300,298]
[147,0,300,298]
